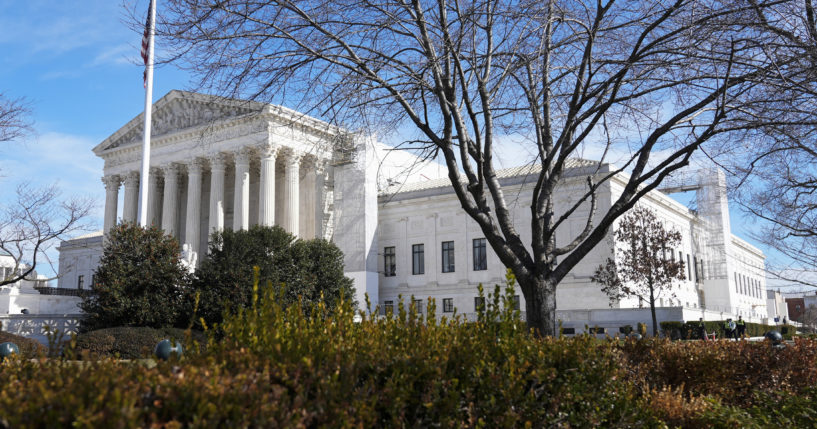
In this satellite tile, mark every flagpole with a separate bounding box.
[137,0,157,227]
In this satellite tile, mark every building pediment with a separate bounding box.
[93,90,266,154]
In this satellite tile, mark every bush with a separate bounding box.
[79,223,191,331]
[660,320,780,340]
[192,225,355,328]
[2,274,817,425]
[0,331,45,358]
[72,327,204,359]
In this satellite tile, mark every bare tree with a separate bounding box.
[801,304,817,333]
[591,206,685,336]
[159,0,809,335]
[0,183,94,287]
[0,93,32,144]
[713,0,817,289]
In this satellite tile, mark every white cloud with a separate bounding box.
[0,131,104,224]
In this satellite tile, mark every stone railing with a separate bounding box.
[34,286,94,298]
[0,314,83,344]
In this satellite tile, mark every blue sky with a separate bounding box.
[0,1,800,289]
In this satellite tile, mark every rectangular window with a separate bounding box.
[414,299,424,314]
[442,241,455,273]
[412,244,424,275]
[687,254,692,281]
[474,296,485,312]
[512,295,520,311]
[693,257,699,283]
[678,251,683,266]
[473,238,487,271]
[90,274,95,289]
[384,300,394,315]
[384,247,396,277]
[443,298,454,313]
[77,275,84,290]
[735,272,739,293]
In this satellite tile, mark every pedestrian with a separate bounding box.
[697,317,707,341]
[736,316,746,339]
[724,318,736,340]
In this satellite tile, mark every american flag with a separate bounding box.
[141,0,154,88]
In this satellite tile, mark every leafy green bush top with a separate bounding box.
[79,223,191,331]
[192,225,355,327]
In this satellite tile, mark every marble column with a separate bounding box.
[233,149,251,231]
[147,168,162,226]
[313,161,328,239]
[284,151,301,236]
[122,171,140,223]
[258,145,277,227]
[300,156,317,239]
[102,175,121,234]
[161,164,180,236]
[208,154,226,235]
[185,160,204,254]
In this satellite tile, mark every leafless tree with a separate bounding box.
[159,0,810,335]
[0,93,32,144]
[710,1,817,289]
[0,183,94,287]
[591,206,686,336]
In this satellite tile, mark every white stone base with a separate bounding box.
[346,270,379,313]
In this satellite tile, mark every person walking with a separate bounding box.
[723,318,736,340]
[736,316,746,339]
[697,317,708,341]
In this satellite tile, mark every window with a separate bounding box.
[384,247,396,277]
[474,296,486,312]
[512,295,520,311]
[384,300,394,315]
[687,254,692,281]
[90,274,96,288]
[473,238,487,271]
[77,275,84,290]
[561,327,576,335]
[693,257,699,282]
[414,299,424,314]
[442,241,455,273]
[412,244,424,275]
[735,272,739,293]
[443,298,454,313]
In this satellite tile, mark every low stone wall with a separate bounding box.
[0,314,83,344]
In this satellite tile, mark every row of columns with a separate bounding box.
[102,147,321,255]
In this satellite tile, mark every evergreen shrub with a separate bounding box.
[72,327,204,359]
[79,223,191,331]
[192,225,355,328]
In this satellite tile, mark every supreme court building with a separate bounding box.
[57,90,769,333]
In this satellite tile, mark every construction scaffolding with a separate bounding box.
[658,168,731,281]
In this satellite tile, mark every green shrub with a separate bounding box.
[192,225,355,328]
[0,331,45,358]
[80,223,192,331]
[73,327,204,359]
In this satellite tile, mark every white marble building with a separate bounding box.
[57,90,768,334]
[377,163,769,331]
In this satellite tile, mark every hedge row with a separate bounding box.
[71,327,206,359]
[659,320,797,340]
[0,278,815,426]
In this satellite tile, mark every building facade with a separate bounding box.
[58,90,769,334]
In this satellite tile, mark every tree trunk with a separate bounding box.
[522,276,558,336]
[649,284,658,337]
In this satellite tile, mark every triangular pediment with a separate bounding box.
[93,90,266,154]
